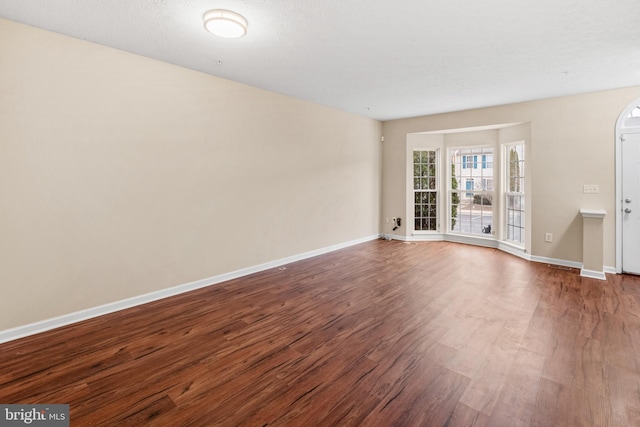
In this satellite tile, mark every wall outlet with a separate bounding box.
[583,184,599,194]
[385,217,389,223]
[545,233,553,243]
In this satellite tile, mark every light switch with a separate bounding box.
[583,185,599,194]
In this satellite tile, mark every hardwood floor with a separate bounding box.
[1,240,639,426]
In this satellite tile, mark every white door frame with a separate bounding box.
[615,97,640,273]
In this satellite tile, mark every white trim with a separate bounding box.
[408,233,528,259]
[416,122,524,135]
[444,234,497,249]
[497,241,530,261]
[615,98,640,273]
[580,268,607,281]
[410,233,445,241]
[3,233,618,345]
[616,129,622,273]
[529,255,583,270]
[411,233,616,277]
[503,141,526,246]
[405,235,594,272]
[407,233,499,249]
[580,209,606,219]
[448,145,496,237]
[410,147,441,235]
[405,134,445,238]
[381,233,408,241]
[0,234,380,344]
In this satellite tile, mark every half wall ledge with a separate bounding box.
[580,209,607,280]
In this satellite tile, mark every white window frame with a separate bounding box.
[449,146,495,238]
[503,142,525,247]
[412,149,440,233]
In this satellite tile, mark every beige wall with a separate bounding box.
[382,86,640,266]
[0,19,382,331]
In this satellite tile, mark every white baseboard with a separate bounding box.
[496,242,532,262]
[407,233,527,258]
[406,233,614,280]
[5,233,614,344]
[529,254,583,270]
[0,234,380,345]
[444,234,498,249]
[408,234,445,242]
[580,268,607,280]
[380,233,408,241]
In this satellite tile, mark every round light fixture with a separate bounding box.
[203,9,248,39]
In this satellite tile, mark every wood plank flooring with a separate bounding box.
[1,240,639,426]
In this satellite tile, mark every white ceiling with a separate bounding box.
[1,0,639,121]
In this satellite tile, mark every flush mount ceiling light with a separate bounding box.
[203,9,248,39]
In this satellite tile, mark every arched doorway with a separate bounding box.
[616,100,640,274]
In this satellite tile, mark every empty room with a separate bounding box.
[1,1,639,426]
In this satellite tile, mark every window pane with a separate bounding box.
[451,192,461,232]
[414,192,437,231]
[478,203,493,235]
[413,150,438,232]
[504,143,525,245]
[486,155,493,168]
[506,194,525,244]
[450,147,494,237]
[428,151,436,163]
